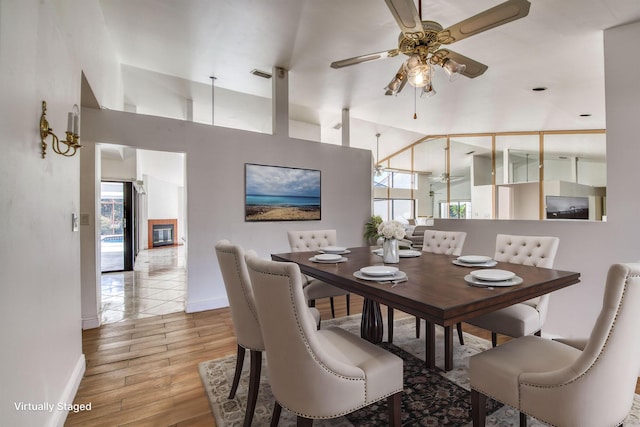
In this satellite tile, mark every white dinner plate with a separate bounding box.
[464,274,523,288]
[452,259,498,268]
[360,266,399,277]
[458,255,493,264]
[314,253,342,262]
[318,249,351,255]
[320,246,347,254]
[354,270,407,282]
[399,250,422,257]
[372,248,422,258]
[309,256,348,264]
[470,269,516,282]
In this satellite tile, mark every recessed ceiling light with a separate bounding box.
[332,123,342,130]
[250,69,272,79]
[532,87,547,92]
[580,113,592,117]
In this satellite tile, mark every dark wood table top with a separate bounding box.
[272,246,581,326]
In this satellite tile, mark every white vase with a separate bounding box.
[382,238,400,264]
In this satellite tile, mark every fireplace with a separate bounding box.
[148,219,178,248]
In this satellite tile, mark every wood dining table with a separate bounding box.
[272,246,581,371]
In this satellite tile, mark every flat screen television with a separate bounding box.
[546,195,589,220]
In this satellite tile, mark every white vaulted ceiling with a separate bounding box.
[97,0,640,161]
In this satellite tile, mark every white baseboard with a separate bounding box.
[185,296,229,313]
[49,354,86,427]
[82,316,100,330]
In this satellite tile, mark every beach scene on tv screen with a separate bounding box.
[546,195,589,220]
[245,164,321,221]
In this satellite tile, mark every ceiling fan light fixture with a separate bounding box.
[404,53,423,71]
[421,82,436,98]
[442,58,466,81]
[403,53,432,88]
[384,71,406,96]
[407,64,431,87]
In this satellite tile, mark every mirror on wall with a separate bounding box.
[413,138,447,218]
[453,136,492,219]
[543,133,606,221]
[495,134,540,220]
[374,130,606,222]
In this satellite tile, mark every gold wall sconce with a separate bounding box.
[40,100,81,158]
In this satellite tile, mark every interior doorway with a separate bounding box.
[100,181,134,272]
[99,146,187,323]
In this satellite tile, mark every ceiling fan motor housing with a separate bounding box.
[398,21,443,57]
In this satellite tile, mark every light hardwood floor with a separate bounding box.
[66,296,640,426]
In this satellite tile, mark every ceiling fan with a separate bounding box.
[430,172,464,183]
[429,146,464,183]
[330,0,531,96]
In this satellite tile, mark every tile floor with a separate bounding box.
[100,245,186,324]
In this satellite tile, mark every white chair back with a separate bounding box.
[287,229,337,252]
[246,255,393,418]
[520,262,640,425]
[421,230,467,256]
[494,234,559,324]
[214,240,264,351]
[494,234,559,268]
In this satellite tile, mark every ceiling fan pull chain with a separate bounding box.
[414,86,418,119]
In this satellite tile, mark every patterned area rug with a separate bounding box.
[199,314,640,426]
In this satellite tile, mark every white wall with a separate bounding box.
[101,148,137,180]
[52,0,123,111]
[433,19,640,339]
[145,175,180,219]
[137,149,185,187]
[0,0,121,424]
[471,185,493,219]
[80,143,102,330]
[81,109,372,313]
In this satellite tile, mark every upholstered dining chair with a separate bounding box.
[287,229,350,318]
[245,254,403,426]
[463,234,559,347]
[387,230,467,344]
[470,262,640,427]
[215,240,321,427]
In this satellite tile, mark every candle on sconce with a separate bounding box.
[72,104,79,135]
[67,112,73,133]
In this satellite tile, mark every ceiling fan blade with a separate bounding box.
[437,0,531,44]
[434,49,488,78]
[330,49,399,69]
[384,0,425,40]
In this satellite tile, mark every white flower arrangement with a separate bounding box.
[377,220,406,240]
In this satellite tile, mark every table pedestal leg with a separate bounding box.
[425,321,436,368]
[360,298,383,344]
